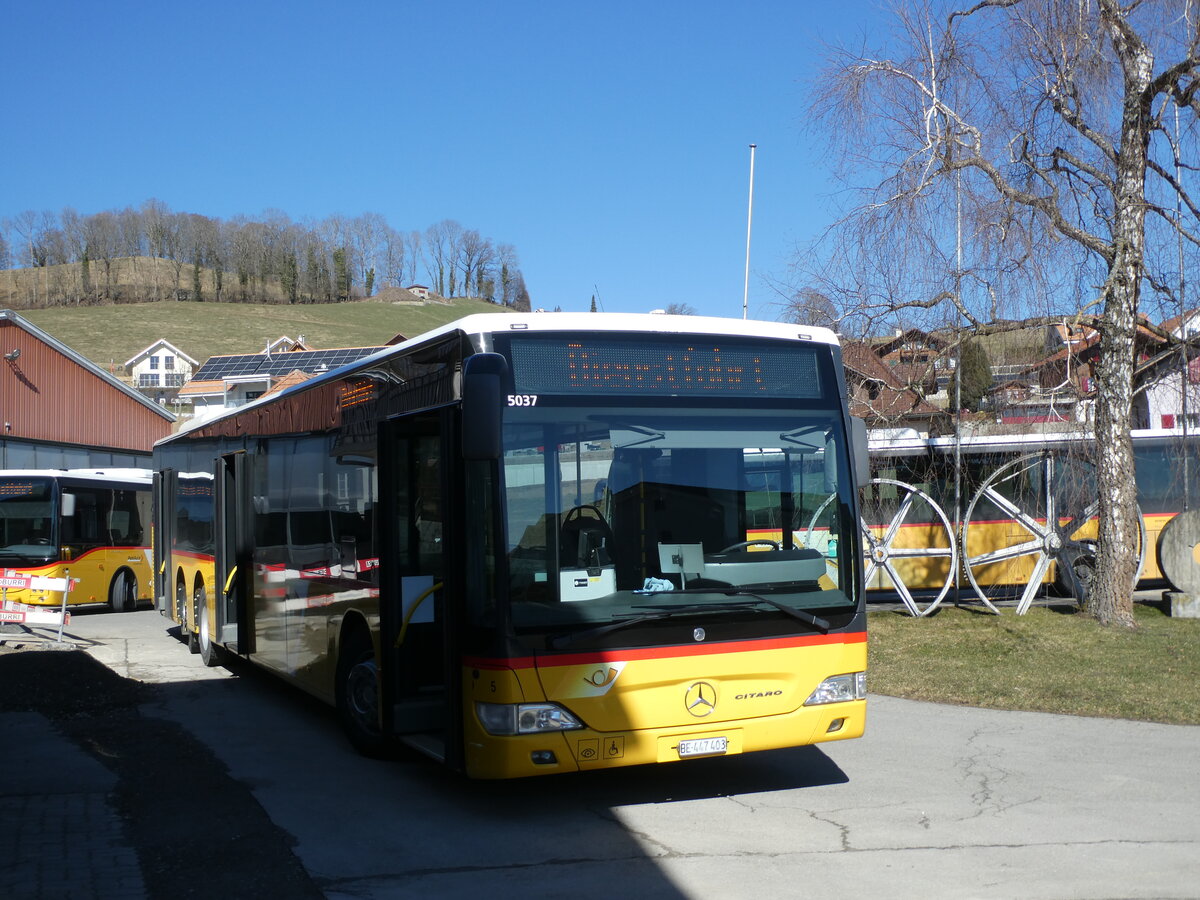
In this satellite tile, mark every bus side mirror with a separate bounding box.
[851,417,870,488]
[61,492,76,517]
[462,352,509,460]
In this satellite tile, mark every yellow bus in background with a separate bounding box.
[154,313,870,778]
[0,469,153,611]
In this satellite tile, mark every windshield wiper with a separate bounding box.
[635,588,831,633]
[548,611,675,650]
[603,421,666,449]
[549,588,833,650]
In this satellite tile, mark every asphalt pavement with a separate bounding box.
[2,608,1198,899]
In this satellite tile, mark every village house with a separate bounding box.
[870,328,956,400]
[124,339,199,408]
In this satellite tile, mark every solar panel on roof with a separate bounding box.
[191,347,384,381]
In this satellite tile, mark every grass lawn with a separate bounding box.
[867,601,1200,725]
[19,297,511,369]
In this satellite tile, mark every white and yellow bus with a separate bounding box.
[0,468,153,610]
[153,313,869,778]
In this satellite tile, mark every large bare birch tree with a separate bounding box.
[804,0,1199,626]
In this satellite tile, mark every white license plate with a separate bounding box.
[678,736,728,758]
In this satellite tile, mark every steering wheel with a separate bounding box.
[717,539,780,553]
[562,504,607,526]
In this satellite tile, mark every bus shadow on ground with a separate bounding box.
[0,645,851,898]
[179,638,851,810]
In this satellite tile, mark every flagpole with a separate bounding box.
[743,143,756,320]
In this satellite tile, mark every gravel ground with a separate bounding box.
[0,634,324,899]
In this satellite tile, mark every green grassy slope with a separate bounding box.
[17,298,514,368]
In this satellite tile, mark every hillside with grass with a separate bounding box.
[17,297,515,370]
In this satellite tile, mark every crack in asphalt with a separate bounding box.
[954,726,1040,819]
[807,809,853,850]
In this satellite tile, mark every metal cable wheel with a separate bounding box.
[803,478,957,617]
[961,450,1145,615]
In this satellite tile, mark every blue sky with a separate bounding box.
[3,0,877,320]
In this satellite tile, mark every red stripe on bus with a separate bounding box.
[9,546,150,573]
[173,551,216,563]
[463,631,867,671]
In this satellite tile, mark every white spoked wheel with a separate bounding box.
[962,450,1145,615]
[803,479,957,617]
[859,478,957,617]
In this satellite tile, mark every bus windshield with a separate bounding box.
[0,476,58,565]
[500,404,857,643]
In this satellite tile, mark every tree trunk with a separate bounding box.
[1091,278,1140,628]
[1087,6,1155,628]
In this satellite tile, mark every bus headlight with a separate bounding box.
[476,702,584,735]
[804,672,867,706]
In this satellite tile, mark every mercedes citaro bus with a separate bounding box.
[153,313,869,778]
[1,468,152,611]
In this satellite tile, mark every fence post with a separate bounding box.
[55,568,70,645]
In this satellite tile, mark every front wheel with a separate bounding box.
[195,585,221,668]
[336,629,390,758]
[109,570,136,613]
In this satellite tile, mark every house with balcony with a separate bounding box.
[871,328,956,400]
[124,340,199,408]
[987,315,1168,426]
[842,340,947,434]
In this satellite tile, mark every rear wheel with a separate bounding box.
[336,628,389,757]
[177,579,198,651]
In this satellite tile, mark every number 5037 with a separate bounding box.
[506,394,538,407]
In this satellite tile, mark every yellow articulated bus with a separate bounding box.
[153,313,870,778]
[0,468,153,611]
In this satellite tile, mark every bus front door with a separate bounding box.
[378,409,459,744]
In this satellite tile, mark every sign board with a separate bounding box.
[0,570,74,592]
[0,603,70,626]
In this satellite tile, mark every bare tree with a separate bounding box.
[378,225,406,288]
[424,219,463,296]
[803,0,1199,626]
[83,211,120,299]
[456,229,493,299]
[349,213,387,296]
[403,230,422,286]
[7,211,42,305]
[786,288,839,329]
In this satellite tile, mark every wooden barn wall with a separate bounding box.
[0,320,172,452]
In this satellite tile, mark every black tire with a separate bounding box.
[177,579,199,652]
[195,584,222,667]
[1057,548,1096,604]
[109,570,136,613]
[336,628,389,758]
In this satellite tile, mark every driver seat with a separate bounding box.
[560,506,613,569]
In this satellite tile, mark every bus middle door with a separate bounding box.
[215,452,254,654]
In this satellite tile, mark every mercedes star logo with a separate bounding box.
[685,681,717,718]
